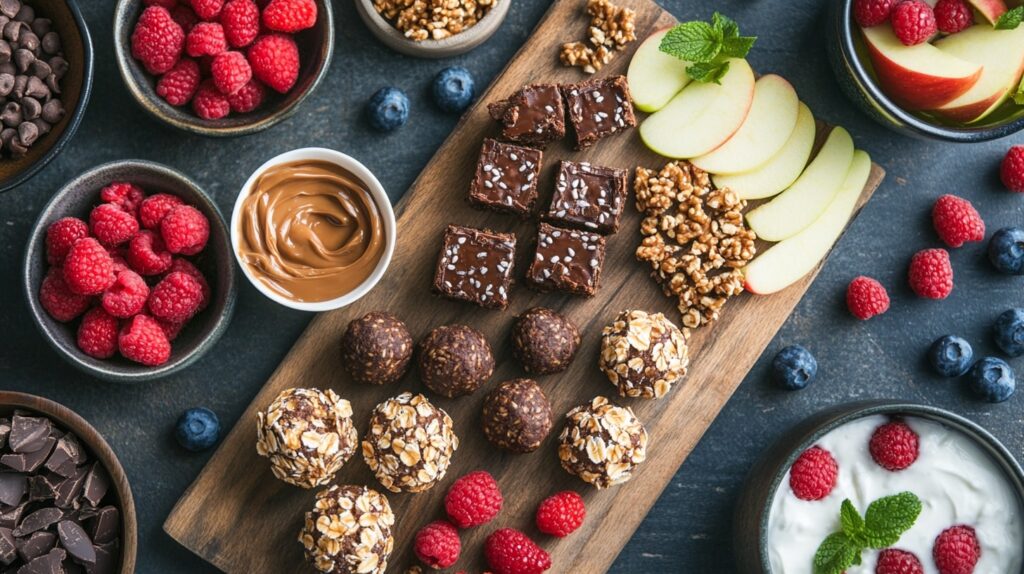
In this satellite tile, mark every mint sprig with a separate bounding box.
[995,6,1023,29]
[1012,75,1024,105]
[658,12,756,84]
[812,492,922,574]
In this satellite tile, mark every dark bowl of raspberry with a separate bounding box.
[111,0,334,137]
[21,159,237,383]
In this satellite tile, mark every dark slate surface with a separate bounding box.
[1,0,1022,572]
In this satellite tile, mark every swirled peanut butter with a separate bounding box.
[237,159,386,303]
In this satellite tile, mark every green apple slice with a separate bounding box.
[627,28,692,113]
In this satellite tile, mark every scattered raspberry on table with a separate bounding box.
[846,276,890,320]
[535,491,586,537]
[932,194,984,248]
[908,248,954,300]
[484,528,551,574]
[444,470,503,528]
[413,520,461,569]
[1002,146,1024,193]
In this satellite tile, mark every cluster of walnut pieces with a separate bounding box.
[559,0,637,74]
[373,0,496,41]
[634,161,757,330]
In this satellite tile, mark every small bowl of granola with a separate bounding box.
[353,0,509,58]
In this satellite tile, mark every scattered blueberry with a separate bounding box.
[432,66,475,113]
[175,407,220,452]
[988,227,1024,275]
[928,335,973,377]
[966,357,1016,403]
[772,345,818,390]
[366,87,410,132]
[994,308,1024,357]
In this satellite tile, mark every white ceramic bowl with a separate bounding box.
[231,147,396,312]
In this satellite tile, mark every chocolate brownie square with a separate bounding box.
[468,139,543,218]
[563,75,636,150]
[526,223,606,297]
[433,224,516,309]
[487,83,566,148]
[544,160,628,234]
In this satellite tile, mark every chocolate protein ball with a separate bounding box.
[418,324,494,398]
[340,311,413,385]
[599,310,689,400]
[256,387,358,489]
[361,392,459,493]
[481,378,553,453]
[558,396,648,489]
[298,484,395,574]
[511,307,581,375]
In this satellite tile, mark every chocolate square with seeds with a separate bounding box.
[487,83,566,148]
[468,139,543,218]
[544,160,628,235]
[433,224,516,310]
[563,75,636,150]
[526,223,606,297]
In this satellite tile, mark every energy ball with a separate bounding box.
[481,378,553,453]
[558,396,648,489]
[598,310,689,400]
[298,484,396,574]
[511,307,581,375]
[256,387,358,489]
[361,392,459,493]
[418,324,494,398]
[340,311,414,385]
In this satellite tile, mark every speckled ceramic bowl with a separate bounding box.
[733,400,1024,573]
[111,0,333,137]
[354,0,509,58]
[22,160,237,383]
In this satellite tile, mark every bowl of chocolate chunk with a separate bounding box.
[353,0,509,58]
[232,147,396,312]
[0,391,136,574]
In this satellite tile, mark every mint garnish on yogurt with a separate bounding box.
[812,492,923,574]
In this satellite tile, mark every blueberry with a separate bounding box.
[366,87,409,132]
[928,335,973,377]
[432,66,475,113]
[771,345,818,390]
[994,308,1024,357]
[966,357,1016,403]
[175,407,220,452]
[988,227,1024,275]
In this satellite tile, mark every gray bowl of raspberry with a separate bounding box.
[22,159,237,382]
[111,0,334,137]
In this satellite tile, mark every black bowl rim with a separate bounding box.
[0,0,95,193]
[834,0,1024,143]
[21,159,238,383]
[111,0,335,137]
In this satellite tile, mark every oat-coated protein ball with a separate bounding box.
[298,484,396,574]
[558,396,648,488]
[418,324,494,398]
[481,378,553,453]
[340,311,414,385]
[598,309,689,399]
[511,307,581,375]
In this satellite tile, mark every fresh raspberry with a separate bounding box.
[77,307,120,359]
[119,314,172,366]
[189,0,223,20]
[535,491,586,537]
[168,258,211,309]
[144,0,178,8]
[854,0,897,26]
[876,549,924,574]
[444,470,503,528]
[156,58,201,106]
[45,217,89,265]
[226,79,265,113]
[127,230,174,276]
[933,195,985,248]
[846,276,890,320]
[211,51,251,95]
[934,0,973,33]
[247,34,299,93]
[908,248,953,300]
[101,270,150,318]
[933,525,980,574]
[110,250,131,274]
[869,420,919,471]
[161,205,210,254]
[155,316,185,341]
[131,6,185,75]
[89,204,140,247]
[891,0,937,46]
[139,193,186,230]
[262,0,317,32]
[789,446,838,501]
[148,271,204,323]
[1001,146,1024,193]
[100,182,146,215]
[186,22,226,57]
[484,529,551,574]
[171,4,199,31]
[220,0,260,47]
[39,268,91,322]
[413,521,461,570]
[63,238,116,296]
[192,79,231,119]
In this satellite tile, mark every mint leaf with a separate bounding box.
[686,61,730,84]
[659,21,723,62]
[721,35,756,58]
[863,492,922,548]
[712,12,739,38]
[996,6,1023,29]
[839,499,865,536]
[1013,75,1024,105]
[813,532,860,574]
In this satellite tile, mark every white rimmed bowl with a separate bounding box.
[231,147,396,312]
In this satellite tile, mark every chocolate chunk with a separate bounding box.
[56,522,93,565]
[84,542,115,574]
[45,57,64,79]
[0,505,24,529]
[20,96,38,120]
[1,438,54,473]
[563,76,637,150]
[432,224,516,310]
[8,74,22,98]
[44,436,82,479]
[12,508,62,537]
[26,474,58,502]
[24,76,45,99]
[2,20,21,43]
[0,41,9,65]
[14,532,54,563]
[80,465,108,508]
[0,528,15,565]
[16,119,35,145]
[525,223,606,297]
[17,31,37,52]
[467,139,542,218]
[52,467,85,510]
[0,419,9,449]
[8,417,49,454]
[544,160,628,235]
[18,547,64,574]
[28,59,47,79]
[0,476,25,507]
[30,118,48,135]
[11,48,30,74]
[0,100,18,126]
[83,508,117,545]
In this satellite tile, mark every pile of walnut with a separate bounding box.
[559,0,636,74]
[374,0,496,41]
[634,161,757,330]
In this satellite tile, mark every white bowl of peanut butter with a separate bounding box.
[231,147,396,312]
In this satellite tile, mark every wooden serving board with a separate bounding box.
[164,0,885,571]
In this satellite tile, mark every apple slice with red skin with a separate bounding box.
[968,0,1008,23]
[932,24,1024,124]
[627,28,692,113]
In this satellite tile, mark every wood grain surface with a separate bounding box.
[163,0,885,571]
